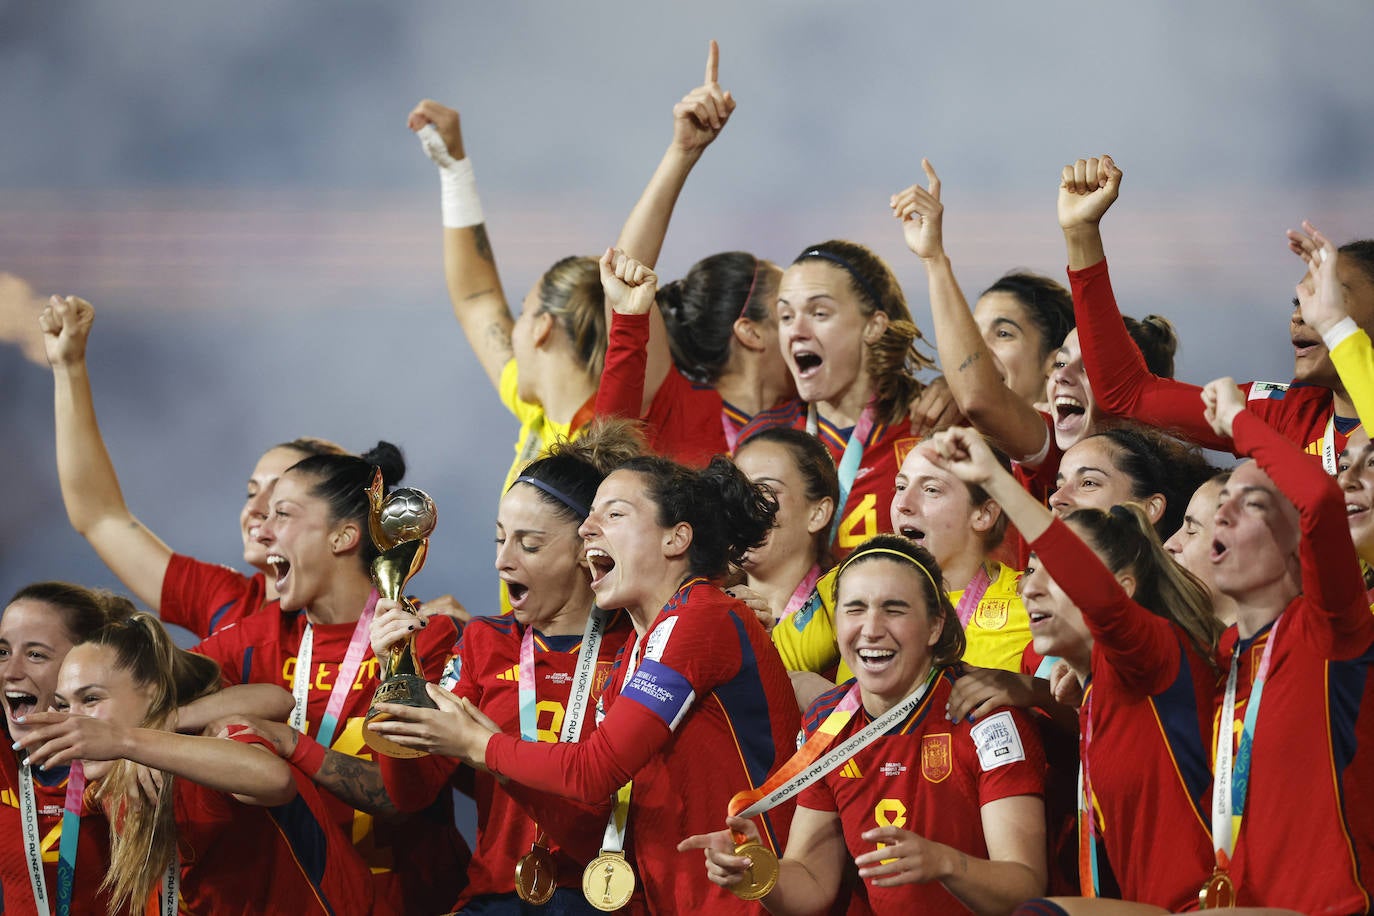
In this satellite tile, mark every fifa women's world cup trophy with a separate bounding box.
[361,469,440,758]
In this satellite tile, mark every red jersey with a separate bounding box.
[485,580,800,914]
[193,607,465,915]
[173,731,386,915]
[161,554,272,639]
[0,745,113,916]
[773,408,918,562]
[1212,411,1374,915]
[381,611,634,910]
[798,672,1045,915]
[1069,258,1351,460]
[595,311,727,466]
[1032,519,1216,910]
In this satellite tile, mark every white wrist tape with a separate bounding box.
[417,124,484,229]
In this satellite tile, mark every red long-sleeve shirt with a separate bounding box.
[1068,259,1349,459]
[1031,519,1216,910]
[485,580,800,914]
[1215,409,1374,915]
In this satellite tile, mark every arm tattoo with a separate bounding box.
[957,351,981,372]
[315,750,397,816]
[472,224,494,264]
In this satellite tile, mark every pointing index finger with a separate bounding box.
[705,39,719,85]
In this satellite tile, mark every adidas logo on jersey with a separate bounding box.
[880,762,907,777]
[496,664,519,681]
[838,760,863,778]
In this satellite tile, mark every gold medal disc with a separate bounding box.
[514,844,558,905]
[582,851,636,912]
[729,842,779,901]
[1198,868,1236,909]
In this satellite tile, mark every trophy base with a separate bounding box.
[363,674,439,759]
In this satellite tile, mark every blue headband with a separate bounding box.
[512,476,589,520]
[800,248,885,314]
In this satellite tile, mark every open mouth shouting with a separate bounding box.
[266,553,291,593]
[3,690,37,724]
[897,523,926,546]
[585,548,615,591]
[1053,396,1087,435]
[503,577,531,610]
[791,348,823,381]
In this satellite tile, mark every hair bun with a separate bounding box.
[361,440,406,488]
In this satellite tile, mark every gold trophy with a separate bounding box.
[362,469,440,758]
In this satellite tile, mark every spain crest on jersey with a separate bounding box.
[973,599,1010,631]
[921,733,952,783]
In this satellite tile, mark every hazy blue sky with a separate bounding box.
[4,0,1374,615]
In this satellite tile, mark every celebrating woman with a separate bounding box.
[371,455,800,913]
[776,238,939,559]
[40,293,346,638]
[927,427,1221,911]
[368,421,642,914]
[16,614,385,915]
[191,446,464,914]
[682,534,1047,915]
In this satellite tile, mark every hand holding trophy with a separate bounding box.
[362,469,440,758]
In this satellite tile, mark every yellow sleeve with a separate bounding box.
[1331,328,1374,428]
[772,568,841,675]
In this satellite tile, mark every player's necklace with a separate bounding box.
[807,401,877,544]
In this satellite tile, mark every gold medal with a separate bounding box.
[1198,867,1236,909]
[514,841,557,905]
[728,841,779,901]
[581,851,635,912]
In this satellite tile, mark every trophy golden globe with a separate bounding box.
[362,469,440,758]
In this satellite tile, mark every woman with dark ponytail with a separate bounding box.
[17,614,384,915]
[404,452,801,913]
[926,427,1222,912]
[191,442,466,914]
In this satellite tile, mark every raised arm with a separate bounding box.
[1203,377,1373,657]
[892,161,1051,462]
[40,296,174,611]
[1291,223,1374,426]
[594,248,660,422]
[614,40,736,413]
[1059,156,1232,451]
[408,99,513,390]
[927,427,1181,694]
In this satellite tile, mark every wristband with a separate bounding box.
[416,124,484,229]
[1320,316,1359,352]
[288,732,328,776]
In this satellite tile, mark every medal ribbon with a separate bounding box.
[596,627,648,856]
[953,564,994,628]
[808,402,877,544]
[518,607,607,744]
[1322,414,1337,476]
[19,760,57,914]
[780,566,822,621]
[159,855,180,916]
[728,667,941,826]
[291,590,379,747]
[722,407,743,454]
[1211,615,1281,874]
[1076,683,1100,897]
